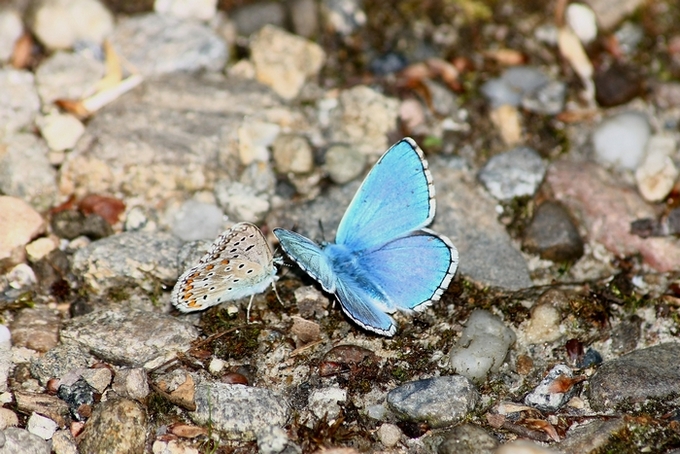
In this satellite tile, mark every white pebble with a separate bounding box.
[522,303,563,344]
[208,358,225,374]
[566,3,598,44]
[592,112,650,170]
[449,310,516,382]
[635,135,679,202]
[154,0,217,21]
[378,423,401,448]
[0,326,10,350]
[37,112,85,151]
[0,9,23,62]
[27,412,58,440]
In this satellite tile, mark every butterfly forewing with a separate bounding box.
[172,222,276,313]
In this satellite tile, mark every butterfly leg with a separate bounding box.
[246,294,254,324]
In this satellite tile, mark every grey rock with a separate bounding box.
[478,146,546,201]
[9,306,61,353]
[321,0,367,35]
[0,427,49,454]
[191,381,289,441]
[170,200,224,241]
[50,429,78,454]
[522,201,584,262]
[0,196,45,271]
[0,69,40,135]
[111,13,228,76]
[70,231,182,300]
[481,66,550,108]
[557,418,626,454]
[431,157,533,290]
[610,317,641,355]
[324,143,366,184]
[111,368,149,401]
[257,425,301,454]
[290,0,319,37]
[0,133,58,211]
[215,180,271,224]
[77,399,147,454]
[525,364,577,412]
[60,309,198,367]
[231,1,286,36]
[584,0,645,30]
[386,376,478,428]
[50,210,112,240]
[437,424,499,454]
[589,343,680,411]
[522,80,566,115]
[34,51,104,105]
[272,134,314,175]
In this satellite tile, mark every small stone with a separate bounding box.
[557,418,626,454]
[321,0,367,35]
[0,69,40,135]
[592,111,650,170]
[0,408,18,430]
[481,66,550,108]
[80,367,112,393]
[489,104,522,146]
[496,440,559,454]
[29,0,114,50]
[214,181,270,224]
[256,425,299,454]
[192,381,289,441]
[272,134,314,174]
[77,399,147,453]
[0,9,23,62]
[449,310,516,382]
[251,25,325,100]
[309,386,346,421]
[585,0,645,30]
[57,378,96,421]
[25,237,59,263]
[0,427,50,454]
[290,0,319,38]
[437,424,499,454]
[9,307,61,353]
[27,413,58,440]
[238,120,280,165]
[377,423,401,448]
[36,112,85,151]
[51,429,78,454]
[112,368,150,400]
[29,344,93,387]
[294,286,330,319]
[566,3,598,44]
[324,144,366,184]
[594,62,643,107]
[387,376,478,428]
[521,80,566,115]
[231,1,286,36]
[522,302,563,344]
[522,202,584,262]
[50,210,112,241]
[610,317,641,355]
[290,316,321,346]
[6,263,36,289]
[154,0,217,21]
[170,200,224,242]
[15,392,69,427]
[0,196,45,270]
[635,135,679,202]
[34,51,105,105]
[524,365,578,412]
[478,146,546,201]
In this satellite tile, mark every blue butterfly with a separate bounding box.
[274,138,458,336]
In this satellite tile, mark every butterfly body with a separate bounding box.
[172,222,277,313]
[274,138,458,336]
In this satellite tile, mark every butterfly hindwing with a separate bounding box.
[273,228,337,293]
[335,138,435,250]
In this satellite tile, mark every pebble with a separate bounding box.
[521,80,566,115]
[437,424,499,454]
[111,13,228,76]
[77,399,147,453]
[0,69,40,135]
[592,111,650,170]
[154,0,217,21]
[51,429,78,454]
[57,378,96,421]
[386,375,478,427]
[6,263,37,289]
[36,112,85,152]
[449,310,516,382]
[215,180,271,224]
[489,104,522,145]
[521,302,563,344]
[272,134,314,174]
[589,343,680,411]
[478,146,546,201]
[293,285,330,319]
[290,316,321,345]
[238,120,280,165]
[324,143,366,184]
[0,333,10,394]
[9,307,61,353]
[251,25,325,100]
[0,427,50,454]
[111,368,150,400]
[522,201,584,262]
[29,344,93,387]
[586,0,645,30]
[0,408,18,430]
[25,237,59,263]
[0,9,23,62]
[29,0,114,50]
[610,317,641,355]
[594,62,643,107]
[328,85,400,156]
[0,133,58,211]
[60,309,198,367]
[524,364,578,411]
[80,367,112,393]
[546,160,680,272]
[50,210,112,241]
[290,0,319,38]
[26,413,58,440]
[231,2,286,36]
[34,50,105,105]
[566,3,598,44]
[557,418,626,454]
[308,386,347,421]
[377,423,401,448]
[321,0,367,35]
[635,135,679,202]
[481,66,549,108]
[256,425,299,454]
[191,381,289,441]
[70,231,182,300]
[170,200,224,241]
[0,196,45,269]
[496,440,559,454]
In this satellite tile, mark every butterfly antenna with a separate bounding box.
[272,281,284,306]
[318,219,326,242]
